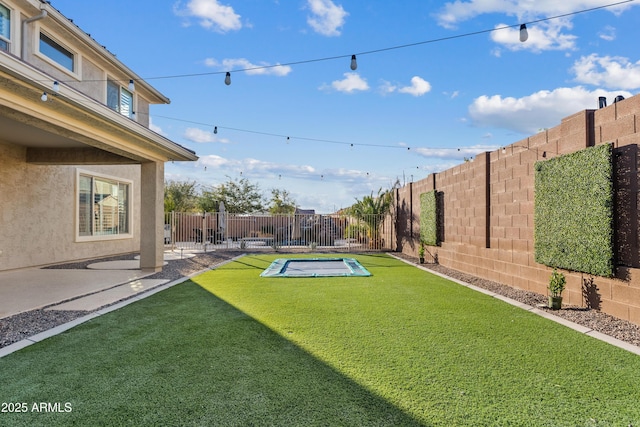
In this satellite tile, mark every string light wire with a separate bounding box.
[137,0,636,82]
[26,0,637,86]
[150,113,499,152]
[141,1,635,151]
[30,1,635,153]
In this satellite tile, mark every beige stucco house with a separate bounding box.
[0,0,198,272]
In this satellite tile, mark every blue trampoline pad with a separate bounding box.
[260,258,372,278]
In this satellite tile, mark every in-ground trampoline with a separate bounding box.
[260,258,371,278]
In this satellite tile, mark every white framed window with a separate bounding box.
[107,79,134,118]
[77,170,133,241]
[39,31,75,72]
[0,3,11,52]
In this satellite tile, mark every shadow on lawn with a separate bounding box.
[219,255,273,270]
[0,282,426,427]
[188,284,427,426]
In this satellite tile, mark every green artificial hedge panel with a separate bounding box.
[534,143,614,277]
[420,191,438,246]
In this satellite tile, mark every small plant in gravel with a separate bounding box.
[548,269,566,310]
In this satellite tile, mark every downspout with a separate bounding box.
[21,7,48,60]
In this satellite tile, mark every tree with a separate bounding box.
[197,188,220,213]
[164,180,198,212]
[202,176,265,214]
[269,188,297,214]
[348,187,394,247]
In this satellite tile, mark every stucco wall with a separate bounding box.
[0,141,141,270]
[396,95,640,326]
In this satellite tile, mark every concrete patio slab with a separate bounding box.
[87,260,168,270]
[0,268,153,318]
[46,279,169,312]
[87,251,193,269]
[135,252,195,261]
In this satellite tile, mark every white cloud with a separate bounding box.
[599,25,616,41]
[491,19,577,52]
[184,128,230,144]
[322,168,374,182]
[198,155,316,178]
[175,0,241,33]
[377,77,431,96]
[378,80,397,95]
[196,155,377,184]
[436,1,636,53]
[436,0,634,29]
[469,86,633,134]
[243,158,311,175]
[445,90,460,99]
[205,58,292,76]
[167,156,388,212]
[572,54,640,90]
[149,118,166,136]
[199,154,231,168]
[398,76,432,96]
[414,145,498,160]
[306,0,348,37]
[320,72,369,93]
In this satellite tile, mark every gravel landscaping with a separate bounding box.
[2,251,640,350]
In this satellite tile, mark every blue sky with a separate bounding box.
[51,0,640,212]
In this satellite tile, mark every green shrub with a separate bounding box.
[344,223,367,240]
[420,191,438,246]
[534,144,614,277]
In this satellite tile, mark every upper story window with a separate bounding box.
[107,79,134,118]
[0,3,10,52]
[39,32,74,72]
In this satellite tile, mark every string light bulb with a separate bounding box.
[128,79,135,91]
[52,81,59,93]
[225,72,231,85]
[519,24,528,42]
[213,126,218,134]
[350,55,357,71]
[41,92,48,102]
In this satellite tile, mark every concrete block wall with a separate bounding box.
[395,94,640,326]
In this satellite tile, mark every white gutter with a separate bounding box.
[21,6,48,59]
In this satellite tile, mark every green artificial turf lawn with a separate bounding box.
[1,253,640,426]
